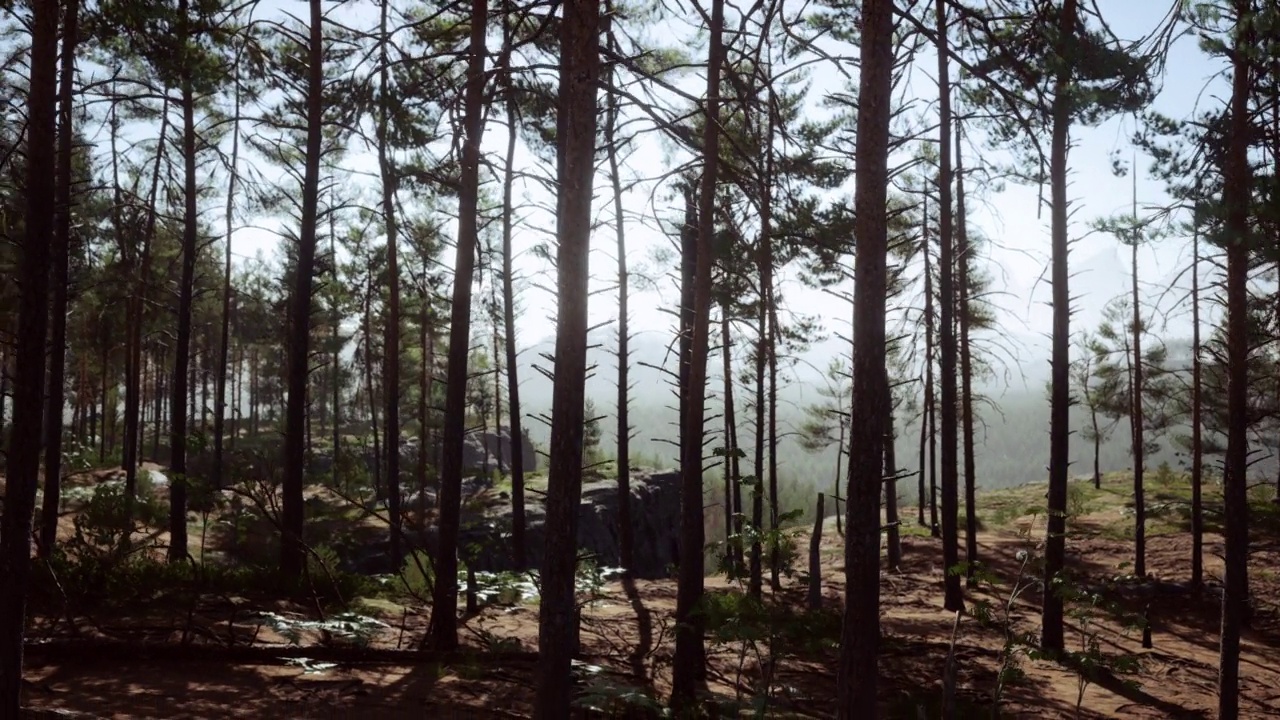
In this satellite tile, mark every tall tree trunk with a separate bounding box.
[249,346,258,438]
[490,281,504,474]
[1190,228,1203,588]
[231,341,241,451]
[39,0,80,558]
[499,69,529,560]
[670,0,720,706]
[213,61,239,489]
[750,306,765,597]
[280,0,325,579]
[150,350,160,459]
[1130,170,1145,578]
[378,0,403,568]
[0,349,7,449]
[125,96,170,518]
[330,198,340,484]
[884,367,901,569]
[762,103,780,594]
[1218,7,1251,715]
[835,0,892,714]
[429,0,488,652]
[957,125,978,588]
[678,185,695,500]
[1041,0,1078,656]
[721,312,743,570]
[98,339,108,462]
[935,0,963,613]
[923,190,939,536]
[170,0,201,561]
[0,0,57,707]
[917,211,927,529]
[189,346,198,430]
[604,8,631,573]
[417,290,429,527]
[363,295,382,498]
[200,344,210,431]
[532,0,600,714]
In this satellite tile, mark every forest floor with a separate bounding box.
[11,468,1280,719]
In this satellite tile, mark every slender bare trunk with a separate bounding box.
[1042,0,1079,655]
[378,0,403,566]
[884,367,901,569]
[923,191,939,536]
[670,0,721,704]
[935,0,963,613]
[1130,170,1145,578]
[0,0,58,706]
[604,8,631,572]
[721,312,743,570]
[1218,8,1251,715]
[429,0,488,651]
[957,125,978,587]
[835,0,892,713]
[280,0,325,578]
[1190,228,1203,587]
[125,95,171,518]
[169,0,202,562]
[39,0,80,558]
[532,0,600,713]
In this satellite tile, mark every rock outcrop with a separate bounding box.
[478,469,682,579]
[346,469,682,580]
[307,428,538,479]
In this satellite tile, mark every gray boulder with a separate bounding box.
[456,468,682,579]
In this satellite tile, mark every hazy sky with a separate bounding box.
[220,0,1227,380]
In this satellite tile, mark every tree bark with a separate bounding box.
[884,370,901,569]
[923,190,939,536]
[808,493,824,610]
[169,0,201,563]
[670,0,721,706]
[0,0,58,708]
[1130,172,1145,578]
[957,124,978,588]
[1218,7,1251,716]
[763,104,780,594]
[429,0,488,651]
[124,95,170,520]
[280,0,325,579]
[603,9,632,574]
[378,0,403,568]
[678,185,695,501]
[39,0,80,559]
[214,64,241,490]
[532,0,600,714]
[721,311,743,570]
[497,5,528,569]
[151,347,163,461]
[835,0,892,714]
[1190,227,1203,588]
[1041,0,1079,656]
[363,292,382,498]
[935,0,964,613]
[750,297,765,597]
[331,207,341,487]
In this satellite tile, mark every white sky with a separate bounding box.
[215,0,1223,371]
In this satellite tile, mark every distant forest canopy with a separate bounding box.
[516,330,1223,496]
